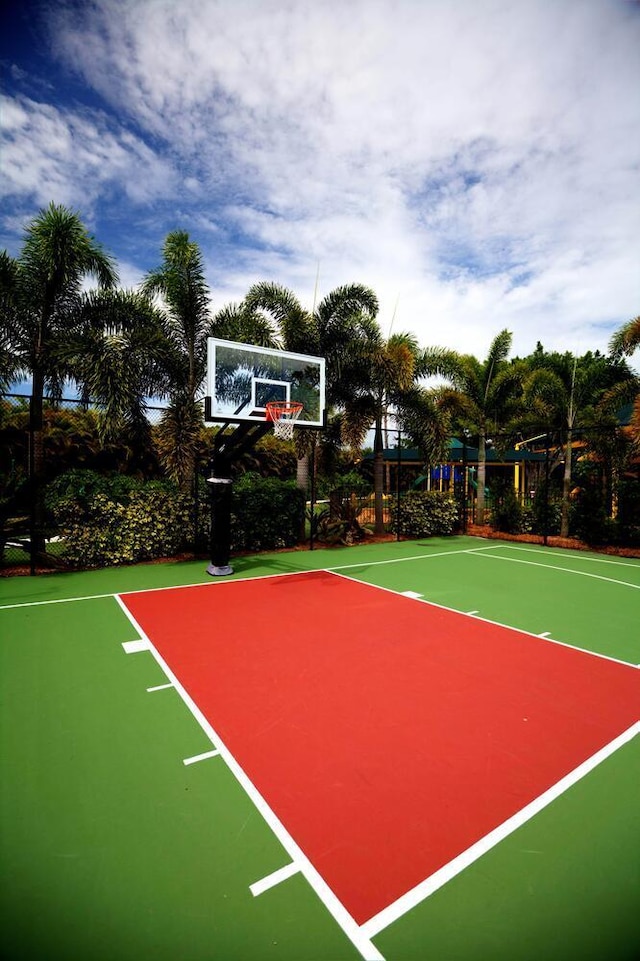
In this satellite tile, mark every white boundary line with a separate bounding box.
[361,722,640,939]
[147,682,174,693]
[2,539,639,614]
[113,593,384,961]
[501,544,640,569]
[470,549,640,591]
[328,569,639,671]
[0,544,503,611]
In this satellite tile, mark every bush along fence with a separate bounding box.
[1,460,462,573]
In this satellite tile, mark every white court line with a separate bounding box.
[470,550,640,591]
[0,544,503,611]
[401,590,423,599]
[466,610,480,615]
[147,682,173,692]
[122,638,151,654]
[183,749,220,766]
[538,632,552,638]
[360,722,640,939]
[113,593,384,961]
[328,570,638,670]
[250,861,300,897]
[503,544,640,569]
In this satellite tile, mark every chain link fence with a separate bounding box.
[1,393,176,573]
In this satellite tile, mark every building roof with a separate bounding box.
[364,439,545,464]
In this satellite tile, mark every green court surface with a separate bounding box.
[1,536,639,961]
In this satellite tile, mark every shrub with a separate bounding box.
[491,485,525,534]
[45,469,139,522]
[389,491,458,538]
[50,477,193,568]
[529,483,563,536]
[314,492,368,545]
[230,473,305,552]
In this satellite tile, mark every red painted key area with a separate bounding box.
[122,570,639,924]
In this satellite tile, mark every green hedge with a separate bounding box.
[389,491,458,537]
[47,471,193,568]
[46,469,307,568]
[231,473,305,552]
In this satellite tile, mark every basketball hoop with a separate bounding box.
[265,400,304,440]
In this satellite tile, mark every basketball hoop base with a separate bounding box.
[206,563,234,577]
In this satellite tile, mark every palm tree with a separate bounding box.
[522,349,631,536]
[0,252,21,391]
[0,204,118,551]
[423,330,517,526]
[243,281,380,493]
[341,332,427,533]
[61,288,170,460]
[141,231,215,488]
[609,315,640,445]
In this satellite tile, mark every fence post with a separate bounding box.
[396,430,401,540]
[543,432,550,546]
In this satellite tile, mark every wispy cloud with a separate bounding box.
[1,0,638,364]
[1,93,178,211]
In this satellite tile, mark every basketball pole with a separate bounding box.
[206,422,270,576]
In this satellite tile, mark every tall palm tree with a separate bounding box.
[61,288,170,458]
[423,330,517,525]
[243,281,380,492]
[141,231,214,488]
[341,332,425,533]
[0,204,118,551]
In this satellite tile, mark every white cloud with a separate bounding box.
[3,0,638,368]
[0,93,178,210]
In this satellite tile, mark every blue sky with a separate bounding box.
[2,0,639,369]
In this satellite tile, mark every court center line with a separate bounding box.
[250,861,300,897]
[360,722,640,940]
[113,593,384,961]
[469,550,640,591]
[147,682,174,693]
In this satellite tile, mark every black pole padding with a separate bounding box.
[206,422,272,576]
[207,477,234,575]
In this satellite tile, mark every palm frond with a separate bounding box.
[209,302,278,347]
[609,315,640,357]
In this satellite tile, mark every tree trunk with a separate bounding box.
[373,417,385,535]
[560,427,573,538]
[296,453,309,542]
[476,432,487,526]
[29,364,47,558]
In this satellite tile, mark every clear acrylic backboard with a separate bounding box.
[205,338,326,427]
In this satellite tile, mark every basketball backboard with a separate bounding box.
[205,338,326,427]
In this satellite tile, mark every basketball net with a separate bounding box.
[265,401,304,440]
